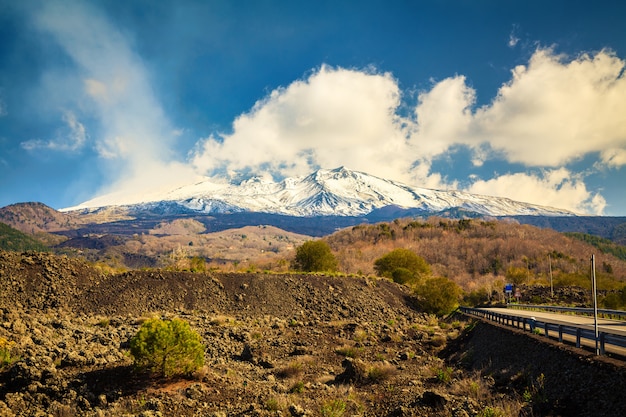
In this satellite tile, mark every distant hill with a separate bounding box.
[0,202,79,233]
[320,217,626,292]
[0,222,48,252]
[2,199,626,273]
[509,215,626,243]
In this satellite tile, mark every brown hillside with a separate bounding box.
[0,202,78,233]
[322,218,626,293]
[0,202,77,246]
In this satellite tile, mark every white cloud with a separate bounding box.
[467,169,606,215]
[600,148,626,168]
[192,65,417,183]
[404,48,626,170]
[470,48,626,167]
[27,1,624,216]
[0,96,6,117]
[84,79,109,102]
[508,25,520,48]
[31,1,193,200]
[413,75,475,157]
[21,111,86,152]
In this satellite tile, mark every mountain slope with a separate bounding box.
[0,222,49,251]
[0,202,78,233]
[64,167,576,218]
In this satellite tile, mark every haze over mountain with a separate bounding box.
[63,167,575,218]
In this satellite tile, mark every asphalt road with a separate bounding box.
[480,307,626,337]
[476,307,626,357]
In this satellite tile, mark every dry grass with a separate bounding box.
[366,363,397,382]
[276,361,305,379]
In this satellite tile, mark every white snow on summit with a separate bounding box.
[63,167,576,217]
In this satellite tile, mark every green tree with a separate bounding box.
[130,318,204,377]
[602,286,626,309]
[293,240,338,272]
[374,248,430,284]
[505,266,528,285]
[415,277,462,315]
[189,256,206,273]
[391,267,415,285]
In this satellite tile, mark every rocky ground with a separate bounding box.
[1,251,626,416]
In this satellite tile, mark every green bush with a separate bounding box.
[130,318,204,377]
[292,240,338,272]
[505,266,528,285]
[601,285,626,309]
[391,267,416,285]
[0,337,18,369]
[320,399,346,417]
[415,276,462,315]
[374,248,430,284]
[554,272,590,289]
[463,287,490,306]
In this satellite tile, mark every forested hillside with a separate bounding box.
[0,223,48,252]
[319,218,626,294]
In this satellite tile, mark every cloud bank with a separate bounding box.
[191,48,625,214]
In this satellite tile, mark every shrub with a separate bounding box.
[553,272,590,289]
[374,248,430,284]
[602,286,626,309]
[290,380,305,393]
[276,361,304,379]
[320,399,346,417]
[434,366,454,384]
[335,345,361,358]
[265,398,282,412]
[505,266,528,285]
[463,287,490,306]
[189,256,206,272]
[415,276,462,315]
[129,318,204,377]
[367,364,397,382]
[391,267,415,285]
[480,406,506,417]
[0,337,17,369]
[292,240,338,272]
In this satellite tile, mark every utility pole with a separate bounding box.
[591,254,599,355]
[548,253,554,298]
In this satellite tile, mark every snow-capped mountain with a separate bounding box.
[63,167,576,217]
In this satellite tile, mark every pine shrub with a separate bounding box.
[129,318,204,377]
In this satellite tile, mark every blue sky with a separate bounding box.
[1,0,625,215]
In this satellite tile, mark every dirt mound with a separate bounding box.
[0,251,419,324]
[79,270,418,322]
[0,251,103,311]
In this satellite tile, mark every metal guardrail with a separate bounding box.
[506,304,626,321]
[459,306,626,357]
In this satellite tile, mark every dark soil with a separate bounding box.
[1,251,626,416]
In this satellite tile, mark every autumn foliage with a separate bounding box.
[324,218,626,294]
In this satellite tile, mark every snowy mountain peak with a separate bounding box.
[63,167,576,218]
